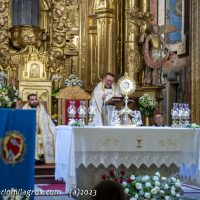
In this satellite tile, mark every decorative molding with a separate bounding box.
[56,86,90,99]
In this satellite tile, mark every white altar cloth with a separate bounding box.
[55,126,199,191]
[55,126,76,191]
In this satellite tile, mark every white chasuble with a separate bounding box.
[90,81,121,126]
[23,103,56,163]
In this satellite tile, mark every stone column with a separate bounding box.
[93,0,117,78]
[191,0,200,124]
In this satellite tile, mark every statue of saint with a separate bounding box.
[140,24,171,86]
[0,68,7,88]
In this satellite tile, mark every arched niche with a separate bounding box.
[12,0,40,27]
[11,0,50,30]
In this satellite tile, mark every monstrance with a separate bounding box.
[117,72,136,125]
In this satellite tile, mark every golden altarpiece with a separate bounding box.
[18,46,52,114]
[0,0,196,123]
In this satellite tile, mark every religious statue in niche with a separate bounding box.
[0,68,7,88]
[140,24,173,86]
[30,63,40,78]
[48,62,61,90]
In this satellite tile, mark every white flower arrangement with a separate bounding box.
[123,172,182,200]
[0,86,19,108]
[64,74,84,88]
[138,93,158,117]
[102,170,182,200]
[68,119,83,127]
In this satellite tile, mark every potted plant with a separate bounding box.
[138,93,158,126]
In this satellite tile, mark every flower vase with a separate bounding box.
[145,116,150,126]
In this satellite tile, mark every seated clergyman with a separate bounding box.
[23,94,56,164]
[154,113,165,127]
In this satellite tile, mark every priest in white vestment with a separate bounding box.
[90,73,121,126]
[23,94,56,163]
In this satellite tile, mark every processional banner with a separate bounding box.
[0,109,36,200]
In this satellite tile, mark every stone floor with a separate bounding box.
[183,194,200,200]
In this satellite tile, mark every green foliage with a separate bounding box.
[69,121,83,127]
[51,88,59,97]
[187,123,200,128]
[138,94,158,117]
[0,86,19,108]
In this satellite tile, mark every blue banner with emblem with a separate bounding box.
[0,109,36,200]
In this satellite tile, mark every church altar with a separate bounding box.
[55,126,200,193]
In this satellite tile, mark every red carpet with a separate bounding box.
[35,184,66,195]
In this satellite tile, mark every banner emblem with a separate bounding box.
[0,131,25,164]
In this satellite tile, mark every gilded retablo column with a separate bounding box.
[93,0,116,78]
[124,0,142,82]
[139,0,153,35]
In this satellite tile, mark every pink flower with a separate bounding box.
[109,169,115,177]
[101,174,107,180]
[127,178,132,183]
[120,169,126,176]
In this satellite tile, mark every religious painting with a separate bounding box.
[158,0,187,55]
[165,0,186,55]
[166,0,182,44]
[30,63,40,78]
